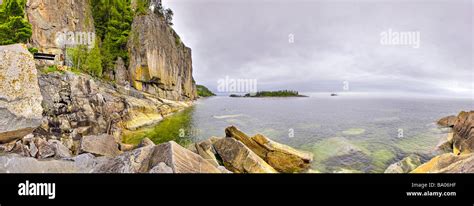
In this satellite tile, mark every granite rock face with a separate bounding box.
[26,0,95,55]
[452,111,474,155]
[128,11,197,101]
[37,72,191,145]
[0,44,43,143]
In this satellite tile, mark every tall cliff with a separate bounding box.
[25,0,197,102]
[127,12,197,101]
[25,0,95,54]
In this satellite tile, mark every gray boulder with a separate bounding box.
[0,44,43,143]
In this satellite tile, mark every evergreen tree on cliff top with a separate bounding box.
[0,0,32,45]
[91,0,133,73]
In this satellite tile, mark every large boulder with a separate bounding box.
[150,141,221,173]
[384,154,422,173]
[213,137,278,173]
[225,126,313,173]
[437,115,458,127]
[0,154,99,173]
[452,111,474,155]
[94,145,156,173]
[0,44,43,143]
[96,141,221,173]
[193,139,220,167]
[79,134,121,157]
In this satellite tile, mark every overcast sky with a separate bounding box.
[163,0,473,97]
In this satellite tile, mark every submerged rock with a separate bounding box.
[213,137,277,173]
[225,126,313,173]
[384,154,422,173]
[0,44,43,143]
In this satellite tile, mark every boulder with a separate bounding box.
[95,145,156,173]
[0,44,43,143]
[49,140,72,158]
[225,126,313,172]
[452,111,474,155]
[149,162,173,173]
[411,153,474,173]
[150,141,221,173]
[194,139,220,167]
[213,137,277,173]
[35,138,55,159]
[437,115,458,127]
[384,154,422,173]
[79,134,121,157]
[138,137,155,147]
[0,154,89,173]
[97,141,221,173]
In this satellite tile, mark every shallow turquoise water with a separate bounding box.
[132,94,473,173]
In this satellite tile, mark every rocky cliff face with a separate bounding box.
[410,111,474,173]
[128,12,197,101]
[36,71,192,152]
[0,44,43,143]
[26,0,95,54]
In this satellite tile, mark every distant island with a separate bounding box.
[197,85,216,97]
[230,90,307,98]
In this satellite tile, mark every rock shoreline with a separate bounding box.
[0,126,314,173]
[385,111,474,173]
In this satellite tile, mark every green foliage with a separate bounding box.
[67,41,103,77]
[91,0,133,72]
[27,47,38,54]
[0,0,32,45]
[41,65,63,74]
[196,85,215,97]
[245,90,303,97]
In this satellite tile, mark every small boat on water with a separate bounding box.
[330,93,338,96]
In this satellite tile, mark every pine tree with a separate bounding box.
[0,0,32,45]
[91,0,133,73]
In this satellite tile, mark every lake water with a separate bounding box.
[124,93,473,173]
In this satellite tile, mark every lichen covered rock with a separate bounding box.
[0,44,43,143]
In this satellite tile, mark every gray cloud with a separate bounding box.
[163,0,473,97]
